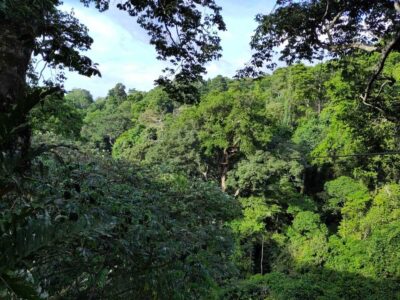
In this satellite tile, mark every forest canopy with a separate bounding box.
[2,0,400,299]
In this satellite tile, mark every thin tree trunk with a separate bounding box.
[260,235,264,275]
[300,170,306,194]
[220,149,229,192]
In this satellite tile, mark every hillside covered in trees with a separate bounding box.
[2,0,400,299]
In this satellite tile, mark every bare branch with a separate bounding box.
[325,9,344,44]
[38,61,48,81]
[361,94,386,115]
[329,43,378,52]
[395,0,400,13]
[361,30,400,105]
[322,0,330,20]
[164,23,179,48]
[376,79,393,98]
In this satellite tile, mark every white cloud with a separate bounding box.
[60,0,277,97]
[60,3,167,97]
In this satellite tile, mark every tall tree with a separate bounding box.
[0,0,98,167]
[65,88,94,110]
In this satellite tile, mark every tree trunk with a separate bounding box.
[260,235,264,275]
[220,149,229,192]
[0,23,33,110]
[0,21,35,164]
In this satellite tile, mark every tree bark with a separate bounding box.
[0,20,35,163]
[0,22,34,112]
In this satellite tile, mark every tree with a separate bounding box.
[201,75,231,95]
[65,88,94,110]
[149,89,272,191]
[107,83,127,103]
[287,211,328,268]
[243,0,400,105]
[81,85,133,151]
[0,0,99,168]
[29,94,84,139]
[112,87,176,160]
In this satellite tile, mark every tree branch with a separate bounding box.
[322,0,330,20]
[325,9,344,45]
[376,79,393,98]
[329,43,378,52]
[395,0,400,13]
[360,30,400,105]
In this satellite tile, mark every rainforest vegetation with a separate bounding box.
[2,0,400,299]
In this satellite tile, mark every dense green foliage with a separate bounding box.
[0,134,240,299]
[110,55,400,298]
[3,1,400,299]
[5,55,400,298]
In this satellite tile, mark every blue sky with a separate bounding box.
[61,0,276,98]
